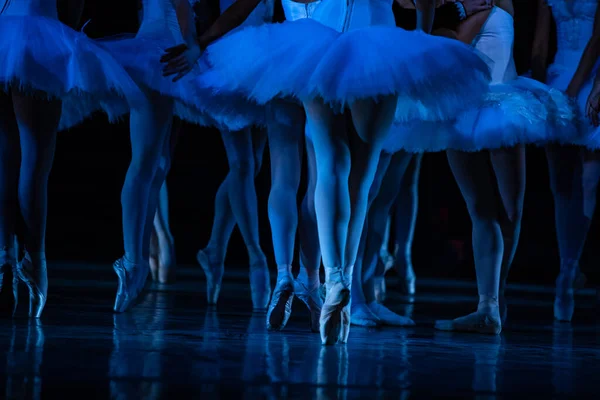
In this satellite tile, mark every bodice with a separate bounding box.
[0,0,58,18]
[310,0,395,32]
[547,0,597,65]
[220,0,274,26]
[281,0,321,20]
[138,0,183,42]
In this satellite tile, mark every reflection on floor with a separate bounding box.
[0,263,597,398]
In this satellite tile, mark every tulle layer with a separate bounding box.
[0,16,145,131]
[200,19,491,121]
[547,63,600,149]
[100,35,270,130]
[383,77,577,153]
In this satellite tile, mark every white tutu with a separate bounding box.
[199,18,491,121]
[99,33,271,131]
[0,15,144,131]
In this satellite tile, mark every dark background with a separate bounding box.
[47,0,597,286]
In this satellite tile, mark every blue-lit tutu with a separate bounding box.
[0,15,144,131]
[383,77,577,153]
[199,18,491,121]
[547,59,600,149]
[98,33,271,131]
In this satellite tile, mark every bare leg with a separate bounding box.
[351,152,391,327]
[266,108,305,330]
[490,145,525,324]
[150,118,182,284]
[435,150,502,335]
[297,135,324,332]
[545,144,589,321]
[362,151,414,326]
[115,91,173,313]
[393,153,422,297]
[304,99,351,345]
[197,129,266,307]
[12,90,62,318]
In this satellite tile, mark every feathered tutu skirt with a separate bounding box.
[198,18,491,122]
[383,77,578,153]
[0,15,145,131]
[547,58,600,149]
[99,33,272,131]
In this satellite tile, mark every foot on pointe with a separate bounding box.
[294,279,323,333]
[267,273,295,331]
[196,248,224,306]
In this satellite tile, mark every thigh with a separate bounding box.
[221,127,255,168]
[447,150,499,217]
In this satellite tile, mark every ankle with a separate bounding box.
[478,294,499,314]
[248,248,266,266]
[277,264,292,278]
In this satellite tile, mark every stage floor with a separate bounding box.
[0,263,598,398]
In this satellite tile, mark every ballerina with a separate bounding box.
[103,0,275,313]
[424,0,576,334]
[531,0,600,322]
[0,0,144,318]
[163,0,492,344]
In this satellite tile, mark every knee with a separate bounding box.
[229,159,255,181]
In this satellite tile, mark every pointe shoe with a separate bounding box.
[294,280,323,333]
[249,262,271,312]
[320,269,351,345]
[16,253,48,319]
[368,302,415,326]
[113,257,150,313]
[435,310,502,335]
[267,273,294,331]
[554,261,579,322]
[149,231,159,282]
[157,244,176,284]
[373,276,387,303]
[196,249,224,306]
[351,303,380,327]
[396,262,416,297]
[0,250,18,317]
[379,248,395,273]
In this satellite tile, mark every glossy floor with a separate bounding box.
[1,263,598,399]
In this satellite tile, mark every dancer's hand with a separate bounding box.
[586,84,600,127]
[161,43,202,82]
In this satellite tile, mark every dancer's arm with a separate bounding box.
[162,0,263,80]
[57,0,85,30]
[394,0,493,31]
[566,1,600,98]
[530,0,551,83]
[586,69,600,126]
[415,0,436,32]
[455,7,491,44]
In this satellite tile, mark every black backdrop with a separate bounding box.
[45,1,597,286]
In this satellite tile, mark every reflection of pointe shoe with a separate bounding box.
[373,276,387,303]
[113,257,149,313]
[435,310,502,335]
[17,253,48,319]
[368,302,415,326]
[267,274,294,331]
[249,262,271,312]
[396,262,416,296]
[320,269,351,345]
[294,280,323,333]
[0,248,18,317]
[196,249,224,306]
[554,261,579,322]
[351,303,380,327]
